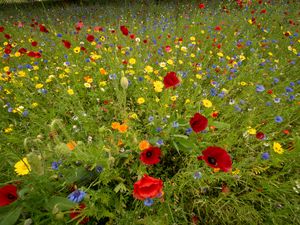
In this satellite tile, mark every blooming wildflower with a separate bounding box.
[51,161,61,170]
[163,71,180,88]
[73,47,80,53]
[202,99,212,108]
[129,58,136,64]
[261,152,270,160]
[256,132,265,140]
[156,139,164,147]
[133,175,163,200]
[68,190,86,203]
[139,140,150,151]
[148,116,154,122]
[172,121,179,128]
[14,157,31,176]
[190,113,208,133]
[275,116,283,123]
[273,142,284,154]
[247,127,256,135]
[144,65,153,73]
[0,184,18,207]
[256,85,265,92]
[137,97,145,104]
[95,165,103,173]
[67,89,74,95]
[153,81,164,92]
[118,124,128,133]
[144,198,154,207]
[193,172,202,179]
[67,141,77,151]
[140,147,161,165]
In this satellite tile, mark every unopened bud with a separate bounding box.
[120,76,129,89]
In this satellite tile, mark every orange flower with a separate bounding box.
[111,122,120,130]
[118,124,128,133]
[99,68,107,75]
[117,139,124,146]
[67,141,77,151]
[139,140,150,151]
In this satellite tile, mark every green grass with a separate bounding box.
[0,0,299,224]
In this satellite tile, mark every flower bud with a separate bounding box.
[120,76,129,89]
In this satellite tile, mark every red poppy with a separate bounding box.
[0,26,4,32]
[260,9,266,14]
[31,41,38,47]
[69,203,89,224]
[140,147,161,165]
[189,113,208,133]
[256,132,265,140]
[163,71,180,89]
[120,25,129,36]
[197,146,232,172]
[133,174,163,200]
[198,3,205,9]
[39,24,49,33]
[215,26,222,31]
[4,48,11,54]
[130,34,135,39]
[18,48,27,54]
[0,184,18,207]
[4,34,11,39]
[62,40,71,49]
[86,34,94,42]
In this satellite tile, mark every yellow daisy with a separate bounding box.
[14,157,31,176]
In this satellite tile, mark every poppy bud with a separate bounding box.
[120,76,129,89]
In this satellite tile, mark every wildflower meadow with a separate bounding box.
[0,0,299,224]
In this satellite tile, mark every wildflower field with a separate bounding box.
[0,0,299,224]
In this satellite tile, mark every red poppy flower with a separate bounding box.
[120,25,129,36]
[256,132,265,140]
[189,113,208,133]
[4,48,11,54]
[260,9,266,14]
[0,184,18,207]
[69,203,89,224]
[18,48,27,54]
[198,3,205,9]
[163,71,180,89]
[31,41,38,47]
[62,40,71,49]
[197,146,232,172]
[215,26,222,31]
[4,34,11,39]
[86,34,94,42]
[140,147,161,165]
[39,24,49,33]
[133,174,163,200]
[130,34,135,39]
[0,26,4,32]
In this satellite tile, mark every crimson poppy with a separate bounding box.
[0,26,4,32]
[4,48,11,54]
[120,25,129,36]
[130,34,135,39]
[163,71,180,88]
[140,147,161,165]
[4,34,11,39]
[198,3,205,9]
[86,34,94,42]
[133,174,163,200]
[260,9,266,14]
[31,41,38,47]
[69,203,89,224]
[197,146,232,172]
[189,113,208,133]
[62,40,71,49]
[215,26,222,31]
[18,48,27,54]
[0,184,18,207]
[256,132,265,140]
[39,24,49,33]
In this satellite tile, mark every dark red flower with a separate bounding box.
[198,3,205,9]
[31,41,38,47]
[86,34,94,42]
[260,9,266,14]
[133,174,163,200]
[0,26,4,32]
[18,48,27,54]
[4,34,11,39]
[69,203,89,224]
[62,40,71,49]
[4,48,11,54]
[163,71,180,89]
[39,24,49,33]
[120,25,129,36]
[189,113,208,133]
[197,146,232,172]
[215,26,222,31]
[140,147,161,165]
[256,132,265,140]
[0,184,18,207]
[130,34,135,39]
[27,51,36,57]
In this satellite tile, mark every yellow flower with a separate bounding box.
[99,81,107,87]
[240,81,247,86]
[190,36,196,41]
[273,142,284,154]
[73,47,80,53]
[153,81,164,92]
[31,102,38,108]
[185,99,190,104]
[167,59,174,65]
[67,89,74,95]
[18,71,26,77]
[129,58,136,65]
[202,99,212,108]
[35,83,44,89]
[159,62,166,68]
[84,83,91,88]
[14,157,31,176]
[247,127,256,135]
[171,96,177,101]
[4,127,13,133]
[217,52,224,57]
[3,66,10,72]
[129,113,138,120]
[137,97,145,104]
[144,65,153,73]
[111,122,120,130]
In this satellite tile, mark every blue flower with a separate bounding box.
[261,152,270,160]
[275,116,283,123]
[185,128,193,135]
[156,139,164,146]
[95,165,103,173]
[51,161,61,170]
[148,116,154,122]
[172,121,179,128]
[274,98,281,103]
[285,87,293,92]
[144,198,154,207]
[67,190,86,203]
[273,78,279,83]
[256,85,265,92]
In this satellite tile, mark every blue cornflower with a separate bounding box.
[274,98,281,103]
[95,165,103,173]
[156,139,164,146]
[172,121,179,128]
[290,82,295,86]
[67,190,86,203]
[275,116,283,123]
[109,74,117,80]
[22,110,29,117]
[144,198,154,207]
[285,87,293,92]
[289,95,295,100]
[261,152,270,160]
[156,127,162,132]
[57,33,62,37]
[273,78,279,83]
[51,161,61,170]
[256,85,265,92]
[148,116,154,122]
[185,128,193,135]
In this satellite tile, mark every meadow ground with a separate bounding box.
[0,0,299,224]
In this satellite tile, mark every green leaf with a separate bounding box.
[46,196,77,212]
[0,207,21,225]
[211,121,231,129]
[114,183,127,193]
[175,138,196,150]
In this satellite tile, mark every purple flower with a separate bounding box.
[144,198,154,207]
[275,116,283,123]
[67,190,86,203]
[256,85,265,92]
[261,152,270,160]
